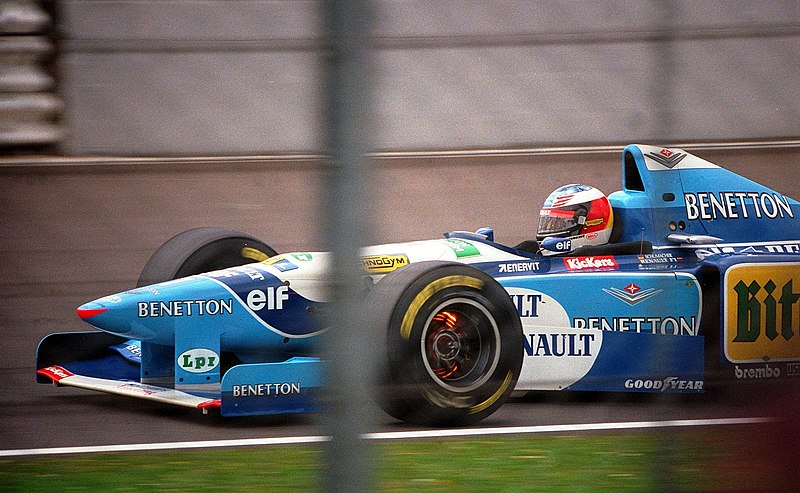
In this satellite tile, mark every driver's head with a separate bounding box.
[536,184,613,252]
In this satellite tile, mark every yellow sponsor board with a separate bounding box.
[360,254,409,274]
[724,262,800,363]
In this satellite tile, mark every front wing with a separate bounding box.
[36,331,324,417]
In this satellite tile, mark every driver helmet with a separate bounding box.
[536,184,613,253]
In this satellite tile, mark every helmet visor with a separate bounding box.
[537,205,586,239]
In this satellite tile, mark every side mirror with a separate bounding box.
[475,227,494,242]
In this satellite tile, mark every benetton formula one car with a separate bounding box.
[37,144,800,426]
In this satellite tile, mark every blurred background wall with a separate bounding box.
[0,0,62,148]
[1,1,799,364]
[3,0,798,156]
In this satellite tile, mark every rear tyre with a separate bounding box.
[369,261,523,427]
[137,227,277,286]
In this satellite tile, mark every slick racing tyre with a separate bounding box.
[370,261,523,427]
[137,227,277,286]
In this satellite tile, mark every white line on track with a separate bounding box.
[0,416,771,458]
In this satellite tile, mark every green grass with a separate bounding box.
[0,428,789,492]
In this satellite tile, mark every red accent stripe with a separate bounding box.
[198,399,221,411]
[552,194,574,207]
[37,365,75,382]
[77,307,108,319]
[545,208,575,218]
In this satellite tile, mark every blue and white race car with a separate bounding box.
[37,144,800,426]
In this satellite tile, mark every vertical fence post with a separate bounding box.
[319,1,376,492]
[650,3,680,491]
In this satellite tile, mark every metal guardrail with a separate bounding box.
[0,0,62,148]
[1,139,798,173]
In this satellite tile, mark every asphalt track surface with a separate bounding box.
[3,142,800,455]
[2,362,794,452]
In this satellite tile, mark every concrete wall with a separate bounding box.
[56,0,800,155]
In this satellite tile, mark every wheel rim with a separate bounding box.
[420,297,501,393]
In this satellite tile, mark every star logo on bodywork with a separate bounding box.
[603,284,663,306]
[646,151,686,169]
[624,283,640,294]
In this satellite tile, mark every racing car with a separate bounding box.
[36,144,800,426]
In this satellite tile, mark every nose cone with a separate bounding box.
[76,301,108,320]
[76,262,325,353]
[75,273,253,345]
[77,290,166,342]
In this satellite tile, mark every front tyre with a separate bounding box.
[137,227,277,286]
[370,261,523,427]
